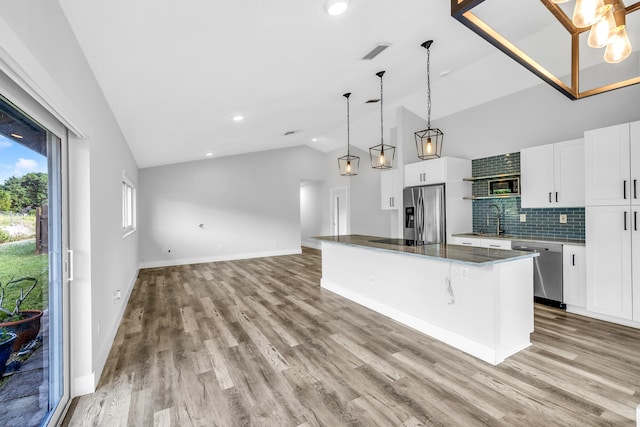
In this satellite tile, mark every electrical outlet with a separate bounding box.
[520,214,526,222]
[460,267,469,279]
[369,275,374,286]
[559,214,567,224]
[113,289,122,300]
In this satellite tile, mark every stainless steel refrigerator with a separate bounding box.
[403,184,446,245]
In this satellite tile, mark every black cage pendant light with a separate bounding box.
[415,40,444,161]
[338,92,359,176]
[369,71,395,169]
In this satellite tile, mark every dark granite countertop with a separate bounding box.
[312,234,537,267]
[452,233,585,246]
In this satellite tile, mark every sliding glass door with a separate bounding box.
[0,95,69,426]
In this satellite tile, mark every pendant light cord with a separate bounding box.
[427,45,432,129]
[380,73,384,144]
[347,94,351,155]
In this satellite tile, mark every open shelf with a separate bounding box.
[463,172,520,181]
[463,194,521,200]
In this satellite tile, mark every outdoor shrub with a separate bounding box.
[0,229,10,244]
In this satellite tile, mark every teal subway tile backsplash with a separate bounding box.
[471,153,585,240]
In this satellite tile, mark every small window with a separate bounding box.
[122,173,136,237]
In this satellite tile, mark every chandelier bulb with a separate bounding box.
[572,0,606,28]
[604,25,632,63]
[426,138,433,155]
[588,5,615,48]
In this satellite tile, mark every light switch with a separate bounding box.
[559,214,567,224]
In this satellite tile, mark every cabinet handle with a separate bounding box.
[555,192,558,203]
[462,242,472,245]
[572,254,575,266]
[634,179,638,199]
[624,180,628,199]
[489,244,501,248]
[635,211,638,231]
[624,211,628,230]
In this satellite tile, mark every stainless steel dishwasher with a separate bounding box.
[511,241,565,309]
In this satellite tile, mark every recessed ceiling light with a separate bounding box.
[232,114,244,122]
[311,137,319,142]
[205,152,214,157]
[325,0,349,15]
[10,133,23,139]
[439,70,452,77]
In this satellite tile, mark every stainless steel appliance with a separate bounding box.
[511,241,565,308]
[403,184,446,245]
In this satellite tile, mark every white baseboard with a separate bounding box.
[72,372,95,397]
[301,241,321,250]
[321,279,518,365]
[566,305,640,329]
[139,248,301,269]
[89,267,139,396]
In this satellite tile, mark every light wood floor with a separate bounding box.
[64,248,640,426]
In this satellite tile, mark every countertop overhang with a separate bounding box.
[312,234,538,267]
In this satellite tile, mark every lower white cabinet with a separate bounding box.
[381,169,400,210]
[449,236,511,250]
[586,206,633,320]
[563,244,586,308]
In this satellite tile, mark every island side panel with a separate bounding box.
[320,242,525,364]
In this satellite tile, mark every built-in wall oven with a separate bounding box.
[511,241,565,309]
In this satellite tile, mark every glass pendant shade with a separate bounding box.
[588,5,616,48]
[338,92,359,176]
[573,0,606,28]
[369,71,395,169]
[369,144,395,169]
[338,154,360,176]
[415,128,444,160]
[604,25,633,62]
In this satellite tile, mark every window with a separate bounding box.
[122,173,136,236]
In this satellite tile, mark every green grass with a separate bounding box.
[0,239,48,317]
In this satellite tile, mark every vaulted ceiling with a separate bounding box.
[58,0,551,168]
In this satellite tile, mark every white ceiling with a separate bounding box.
[58,0,546,169]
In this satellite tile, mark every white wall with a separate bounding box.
[0,1,140,395]
[435,81,640,160]
[300,180,324,248]
[138,146,324,267]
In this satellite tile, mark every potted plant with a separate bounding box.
[0,329,17,376]
[0,277,43,352]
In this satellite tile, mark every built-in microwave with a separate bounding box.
[488,177,519,195]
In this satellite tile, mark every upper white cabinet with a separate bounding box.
[563,244,586,309]
[381,169,400,210]
[520,138,584,208]
[585,122,640,206]
[404,158,445,187]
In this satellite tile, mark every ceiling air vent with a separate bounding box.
[362,44,390,60]
[284,130,297,136]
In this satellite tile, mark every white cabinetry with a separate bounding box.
[521,139,584,208]
[449,236,511,250]
[563,245,586,309]
[381,169,400,210]
[586,206,633,319]
[404,158,445,187]
[584,121,640,323]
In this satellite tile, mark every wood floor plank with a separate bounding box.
[63,248,640,426]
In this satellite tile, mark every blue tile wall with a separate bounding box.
[471,153,585,241]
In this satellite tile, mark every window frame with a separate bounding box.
[122,171,136,237]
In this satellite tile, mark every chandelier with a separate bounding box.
[452,0,640,100]
[369,71,396,169]
[338,93,359,176]
[415,40,444,161]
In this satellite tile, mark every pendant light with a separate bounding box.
[369,71,395,169]
[415,40,443,161]
[338,93,359,176]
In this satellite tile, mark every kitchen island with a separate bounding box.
[313,235,538,365]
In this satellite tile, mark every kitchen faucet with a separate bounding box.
[488,204,502,236]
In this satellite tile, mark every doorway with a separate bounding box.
[0,95,69,426]
[330,187,348,236]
